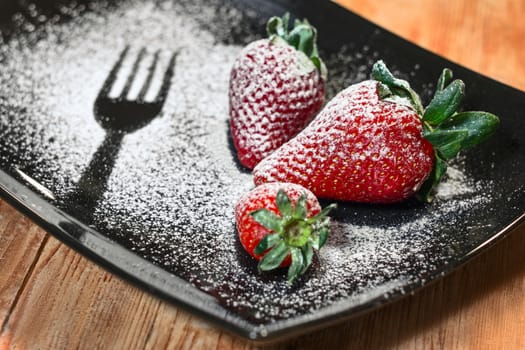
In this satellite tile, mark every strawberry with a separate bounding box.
[229,13,327,169]
[235,182,336,283]
[253,61,499,203]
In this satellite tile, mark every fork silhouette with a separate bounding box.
[95,46,176,132]
[64,47,176,224]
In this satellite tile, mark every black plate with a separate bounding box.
[0,0,524,342]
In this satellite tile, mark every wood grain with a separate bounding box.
[0,0,524,349]
[0,201,46,328]
[337,0,525,92]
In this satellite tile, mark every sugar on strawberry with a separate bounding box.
[235,182,336,283]
[253,61,499,203]
[229,13,327,169]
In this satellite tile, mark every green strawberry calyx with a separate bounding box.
[267,13,327,81]
[371,60,500,203]
[250,189,336,284]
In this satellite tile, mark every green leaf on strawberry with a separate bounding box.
[424,81,465,125]
[247,189,336,284]
[435,68,454,93]
[416,154,448,203]
[266,13,327,80]
[372,60,500,202]
[439,111,500,149]
[371,60,424,114]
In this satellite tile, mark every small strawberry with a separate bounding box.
[235,182,336,283]
[253,61,499,203]
[229,13,327,169]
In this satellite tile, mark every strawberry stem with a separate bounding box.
[250,190,336,284]
[266,13,327,80]
[372,60,424,114]
[372,61,500,202]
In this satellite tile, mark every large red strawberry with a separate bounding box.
[253,61,499,203]
[235,182,335,283]
[229,13,327,169]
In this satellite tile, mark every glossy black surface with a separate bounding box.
[0,0,524,342]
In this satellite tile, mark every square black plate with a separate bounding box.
[0,0,524,342]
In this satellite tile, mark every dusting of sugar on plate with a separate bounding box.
[0,0,502,325]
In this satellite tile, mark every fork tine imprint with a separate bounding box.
[99,46,130,98]
[154,52,177,104]
[99,47,176,103]
[120,47,146,99]
[93,47,177,132]
[138,50,161,102]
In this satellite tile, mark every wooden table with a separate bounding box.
[1,1,524,348]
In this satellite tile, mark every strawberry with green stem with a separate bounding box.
[372,61,500,201]
[229,13,327,169]
[253,61,499,203]
[235,183,336,283]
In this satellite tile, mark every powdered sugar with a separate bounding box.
[229,38,325,168]
[253,80,435,202]
[0,0,501,328]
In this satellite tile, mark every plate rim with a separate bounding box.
[1,167,524,342]
[0,0,524,342]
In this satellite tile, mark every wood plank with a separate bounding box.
[0,200,46,327]
[0,234,252,349]
[337,0,525,92]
